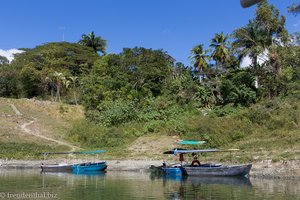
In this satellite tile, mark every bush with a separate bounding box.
[220,71,258,106]
[86,100,137,127]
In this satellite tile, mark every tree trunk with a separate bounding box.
[73,83,78,105]
[252,55,260,88]
[55,84,61,102]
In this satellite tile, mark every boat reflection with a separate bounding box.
[72,171,106,176]
[184,176,252,187]
[151,173,252,187]
[40,171,106,177]
[151,173,252,199]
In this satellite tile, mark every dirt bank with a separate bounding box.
[0,159,299,179]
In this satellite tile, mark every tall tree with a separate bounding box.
[79,31,107,55]
[190,44,209,82]
[46,71,67,102]
[233,20,269,76]
[210,32,230,68]
[255,0,289,97]
[234,0,288,89]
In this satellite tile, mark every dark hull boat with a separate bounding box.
[158,148,252,177]
[182,163,252,177]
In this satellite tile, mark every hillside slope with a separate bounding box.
[0,97,299,163]
[0,98,84,159]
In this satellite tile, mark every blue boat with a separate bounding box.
[72,161,107,173]
[162,167,183,176]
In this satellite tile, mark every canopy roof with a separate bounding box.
[177,140,206,145]
[163,148,239,155]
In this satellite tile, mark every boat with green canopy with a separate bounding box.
[159,148,251,177]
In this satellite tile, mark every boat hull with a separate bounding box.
[162,167,182,176]
[183,163,252,177]
[41,164,73,172]
[72,162,107,172]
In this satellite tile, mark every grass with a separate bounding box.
[0,104,14,115]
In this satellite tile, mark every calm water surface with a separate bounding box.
[0,169,299,200]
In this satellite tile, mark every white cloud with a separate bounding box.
[0,49,24,62]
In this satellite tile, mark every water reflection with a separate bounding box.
[151,174,253,200]
[0,169,299,200]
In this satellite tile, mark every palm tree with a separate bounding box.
[79,31,107,54]
[210,32,230,69]
[190,44,209,82]
[46,71,67,102]
[232,20,269,87]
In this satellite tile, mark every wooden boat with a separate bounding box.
[41,163,73,172]
[72,161,107,173]
[40,150,107,173]
[161,149,252,177]
[182,163,252,176]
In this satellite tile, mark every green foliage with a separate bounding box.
[210,32,230,65]
[82,47,174,126]
[86,100,137,126]
[8,42,99,99]
[79,31,107,54]
[190,44,209,73]
[220,71,258,106]
[19,65,43,97]
[192,86,215,108]
[0,66,21,97]
[137,97,182,122]
[68,120,135,148]
[166,63,198,104]
[12,42,99,75]
[211,105,242,117]
[244,98,300,131]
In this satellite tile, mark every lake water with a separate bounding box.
[0,169,299,200]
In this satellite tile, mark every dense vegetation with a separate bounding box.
[0,1,299,159]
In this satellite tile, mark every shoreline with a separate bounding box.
[0,159,299,180]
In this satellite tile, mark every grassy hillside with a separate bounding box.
[0,96,299,162]
[0,98,84,159]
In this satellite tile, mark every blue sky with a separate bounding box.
[0,0,299,65]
